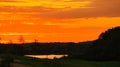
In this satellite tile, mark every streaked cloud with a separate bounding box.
[0,0,24,2]
[43,17,120,28]
[0,0,91,8]
[22,22,35,25]
[0,0,120,19]
[0,33,34,35]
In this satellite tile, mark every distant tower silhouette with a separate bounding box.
[18,36,25,44]
[34,39,38,43]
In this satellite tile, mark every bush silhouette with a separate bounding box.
[98,26,120,45]
[84,26,120,61]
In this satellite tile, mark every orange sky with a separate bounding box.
[0,0,120,43]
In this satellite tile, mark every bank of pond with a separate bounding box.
[0,54,120,67]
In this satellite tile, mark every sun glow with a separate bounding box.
[0,0,120,43]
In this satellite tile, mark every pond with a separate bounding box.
[25,54,68,59]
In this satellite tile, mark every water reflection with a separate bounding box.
[25,54,68,59]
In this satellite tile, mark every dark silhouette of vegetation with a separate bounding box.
[83,26,120,61]
[0,26,120,61]
[0,54,14,67]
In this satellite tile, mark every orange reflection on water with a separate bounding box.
[25,54,68,59]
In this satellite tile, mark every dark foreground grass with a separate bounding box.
[14,56,120,67]
[1,55,120,67]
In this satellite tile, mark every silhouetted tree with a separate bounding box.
[98,26,120,44]
[85,26,120,61]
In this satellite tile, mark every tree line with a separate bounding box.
[0,26,120,61]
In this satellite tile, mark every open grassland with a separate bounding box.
[13,56,120,67]
[1,55,120,67]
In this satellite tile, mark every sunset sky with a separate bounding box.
[0,0,120,43]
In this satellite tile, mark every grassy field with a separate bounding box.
[14,56,120,67]
[1,55,120,67]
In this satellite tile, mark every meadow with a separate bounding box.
[8,55,120,67]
